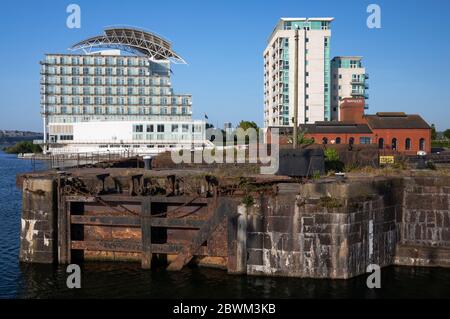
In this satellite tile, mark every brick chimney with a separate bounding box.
[339,98,366,124]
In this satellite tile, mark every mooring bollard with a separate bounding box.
[143,155,153,170]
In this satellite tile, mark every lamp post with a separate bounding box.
[292,26,299,149]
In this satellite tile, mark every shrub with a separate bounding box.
[3,141,42,154]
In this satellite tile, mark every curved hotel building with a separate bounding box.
[40,27,206,154]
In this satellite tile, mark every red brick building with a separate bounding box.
[266,98,431,155]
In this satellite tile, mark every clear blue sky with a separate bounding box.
[0,0,449,132]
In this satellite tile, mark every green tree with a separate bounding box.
[431,124,437,140]
[238,121,259,131]
[444,129,450,140]
[3,141,42,154]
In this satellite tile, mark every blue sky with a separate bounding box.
[0,0,449,131]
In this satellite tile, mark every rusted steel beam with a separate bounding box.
[71,240,141,252]
[70,241,222,257]
[71,215,140,227]
[65,195,97,202]
[141,198,152,269]
[151,244,213,256]
[147,196,209,204]
[70,215,205,229]
[150,218,205,229]
[167,197,237,271]
[65,194,209,205]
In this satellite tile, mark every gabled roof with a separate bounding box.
[268,122,372,134]
[365,113,430,129]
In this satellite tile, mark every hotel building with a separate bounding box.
[40,27,206,154]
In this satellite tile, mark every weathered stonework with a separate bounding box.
[17,169,450,278]
[246,180,402,279]
[395,175,450,267]
[20,177,57,263]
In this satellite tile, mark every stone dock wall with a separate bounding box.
[18,172,450,279]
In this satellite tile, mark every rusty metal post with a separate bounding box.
[141,198,152,269]
[236,204,247,273]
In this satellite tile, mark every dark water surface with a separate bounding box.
[1,151,450,299]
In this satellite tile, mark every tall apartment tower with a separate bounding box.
[330,56,369,120]
[263,18,333,128]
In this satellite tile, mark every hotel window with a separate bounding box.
[157,124,165,133]
[171,107,177,115]
[322,137,328,145]
[133,124,144,133]
[405,138,411,150]
[146,125,154,132]
[95,77,101,85]
[335,137,341,144]
[161,97,167,105]
[172,124,179,133]
[182,124,189,133]
[181,107,187,115]
[359,137,371,144]
[94,107,101,114]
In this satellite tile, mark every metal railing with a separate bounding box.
[27,150,137,170]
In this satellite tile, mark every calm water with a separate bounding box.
[1,150,450,299]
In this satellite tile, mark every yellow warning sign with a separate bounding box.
[379,156,395,164]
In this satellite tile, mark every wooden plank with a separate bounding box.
[167,197,236,271]
[151,218,205,229]
[65,195,97,202]
[70,215,205,229]
[71,215,140,227]
[66,202,72,264]
[71,240,141,252]
[141,198,152,269]
[65,194,209,205]
[57,191,69,264]
[70,241,223,256]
